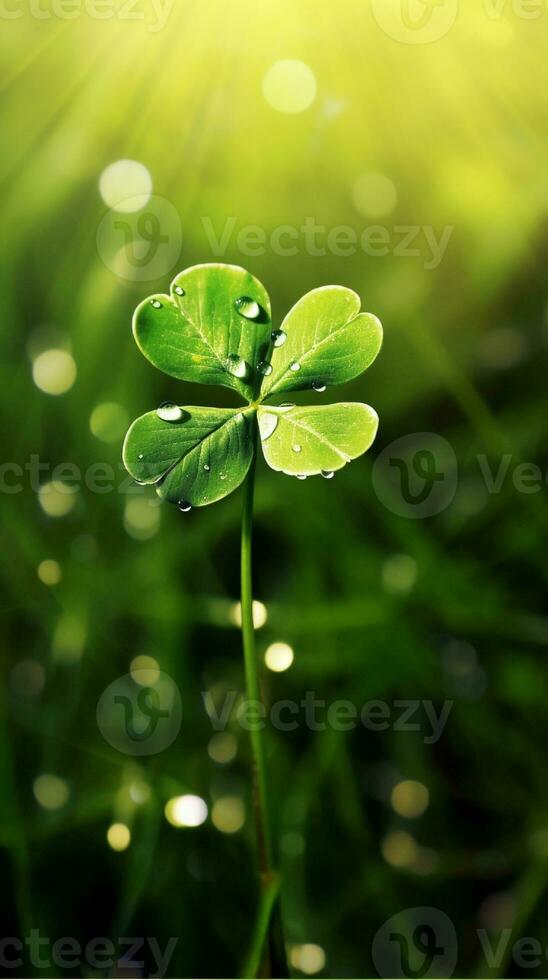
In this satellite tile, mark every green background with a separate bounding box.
[2,1,548,976]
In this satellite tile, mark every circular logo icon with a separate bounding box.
[96,669,182,756]
[96,194,182,282]
[371,0,458,45]
[372,906,458,978]
[372,432,457,519]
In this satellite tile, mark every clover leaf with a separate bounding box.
[123,263,382,509]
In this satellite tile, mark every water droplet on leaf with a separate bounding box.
[177,500,192,513]
[312,381,326,392]
[203,464,210,472]
[271,329,287,347]
[220,474,226,481]
[296,474,307,480]
[257,360,273,376]
[157,401,183,422]
[235,296,260,320]
[321,470,334,479]
[258,412,279,441]
[292,444,302,454]
[150,299,162,309]
[290,361,301,372]
[225,354,249,379]
[173,285,185,296]
[138,453,144,460]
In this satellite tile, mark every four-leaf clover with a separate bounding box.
[123,263,383,509]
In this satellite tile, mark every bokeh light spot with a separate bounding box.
[107,822,131,851]
[32,349,76,395]
[38,481,77,518]
[262,60,317,114]
[33,774,70,810]
[89,401,129,443]
[290,943,326,975]
[391,780,430,818]
[352,173,397,218]
[230,600,267,629]
[208,732,237,764]
[211,796,245,834]
[130,655,160,685]
[165,794,208,828]
[381,830,418,868]
[99,159,152,212]
[382,554,417,595]
[124,497,161,541]
[129,780,151,805]
[52,612,86,664]
[37,559,62,586]
[264,641,294,672]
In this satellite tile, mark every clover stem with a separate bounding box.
[241,424,273,876]
[241,421,286,977]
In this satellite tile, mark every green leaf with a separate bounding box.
[259,286,382,399]
[123,406,255,507]
[258,402,378,476]
[132,264,272,399]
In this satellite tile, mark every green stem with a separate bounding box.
[241,873,281,979]
[241,424,273,877]
[241,421,284,977]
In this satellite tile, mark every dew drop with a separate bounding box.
[150,299,162,309]
[290,361,301,372]
[235,296,260,320]
[138,453,144,460]
[220,474,226,481]
[312,381,326,392]
[296,474,307,481]
[157,401,183,422]
[173,285,185,296]
[321,470,334,479]
[226,354,249,379]
[278,402,296,412]
[271,329,287,347]
[177,500,192,513]
[203,464,210,472]
[257,360,273,376]
[292,444,302,454]
[258,412,278,442]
